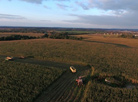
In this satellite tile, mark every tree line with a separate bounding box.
[0,32,83,41]
[42,32,83,40]
[0,35,36,41]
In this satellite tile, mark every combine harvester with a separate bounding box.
[76,76,84,86]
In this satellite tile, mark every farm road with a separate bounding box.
[0,55,90,102]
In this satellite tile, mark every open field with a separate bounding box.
[75,34,138,48]
[0,32,138,102]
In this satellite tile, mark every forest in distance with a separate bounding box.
[0,27,138,102]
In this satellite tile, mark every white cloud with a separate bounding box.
[87,0,138,11]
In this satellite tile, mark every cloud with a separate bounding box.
[21,0,43,4]
[8,0,44,4]
[81,0,138,11]
[3,0,138,28]
[40,20,51,22]
[14,0,70,4]
[0,14,26,19]
[76,1,89,10]
[57,3,69,10]
[65,12,138,28]
[43,5,50,9]
[74,0,138,28]
[7,0,138,12]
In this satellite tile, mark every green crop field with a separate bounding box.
[0,58,64,102]
[0,33,138,102]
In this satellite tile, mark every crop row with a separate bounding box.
[82,81,138,102]
[0,60,64,102]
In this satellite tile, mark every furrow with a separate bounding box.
[55,80,75,101]
[49,74,75,102]
[60,83,76,102]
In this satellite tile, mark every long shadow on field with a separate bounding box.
[84,40,131,48]
[0,55,89,71]
[16,58,71,69]
[15,58,87,71]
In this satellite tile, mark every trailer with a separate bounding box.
[5,56,14,61]
[70,66,76,73]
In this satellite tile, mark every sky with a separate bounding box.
[0,0,138,29]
